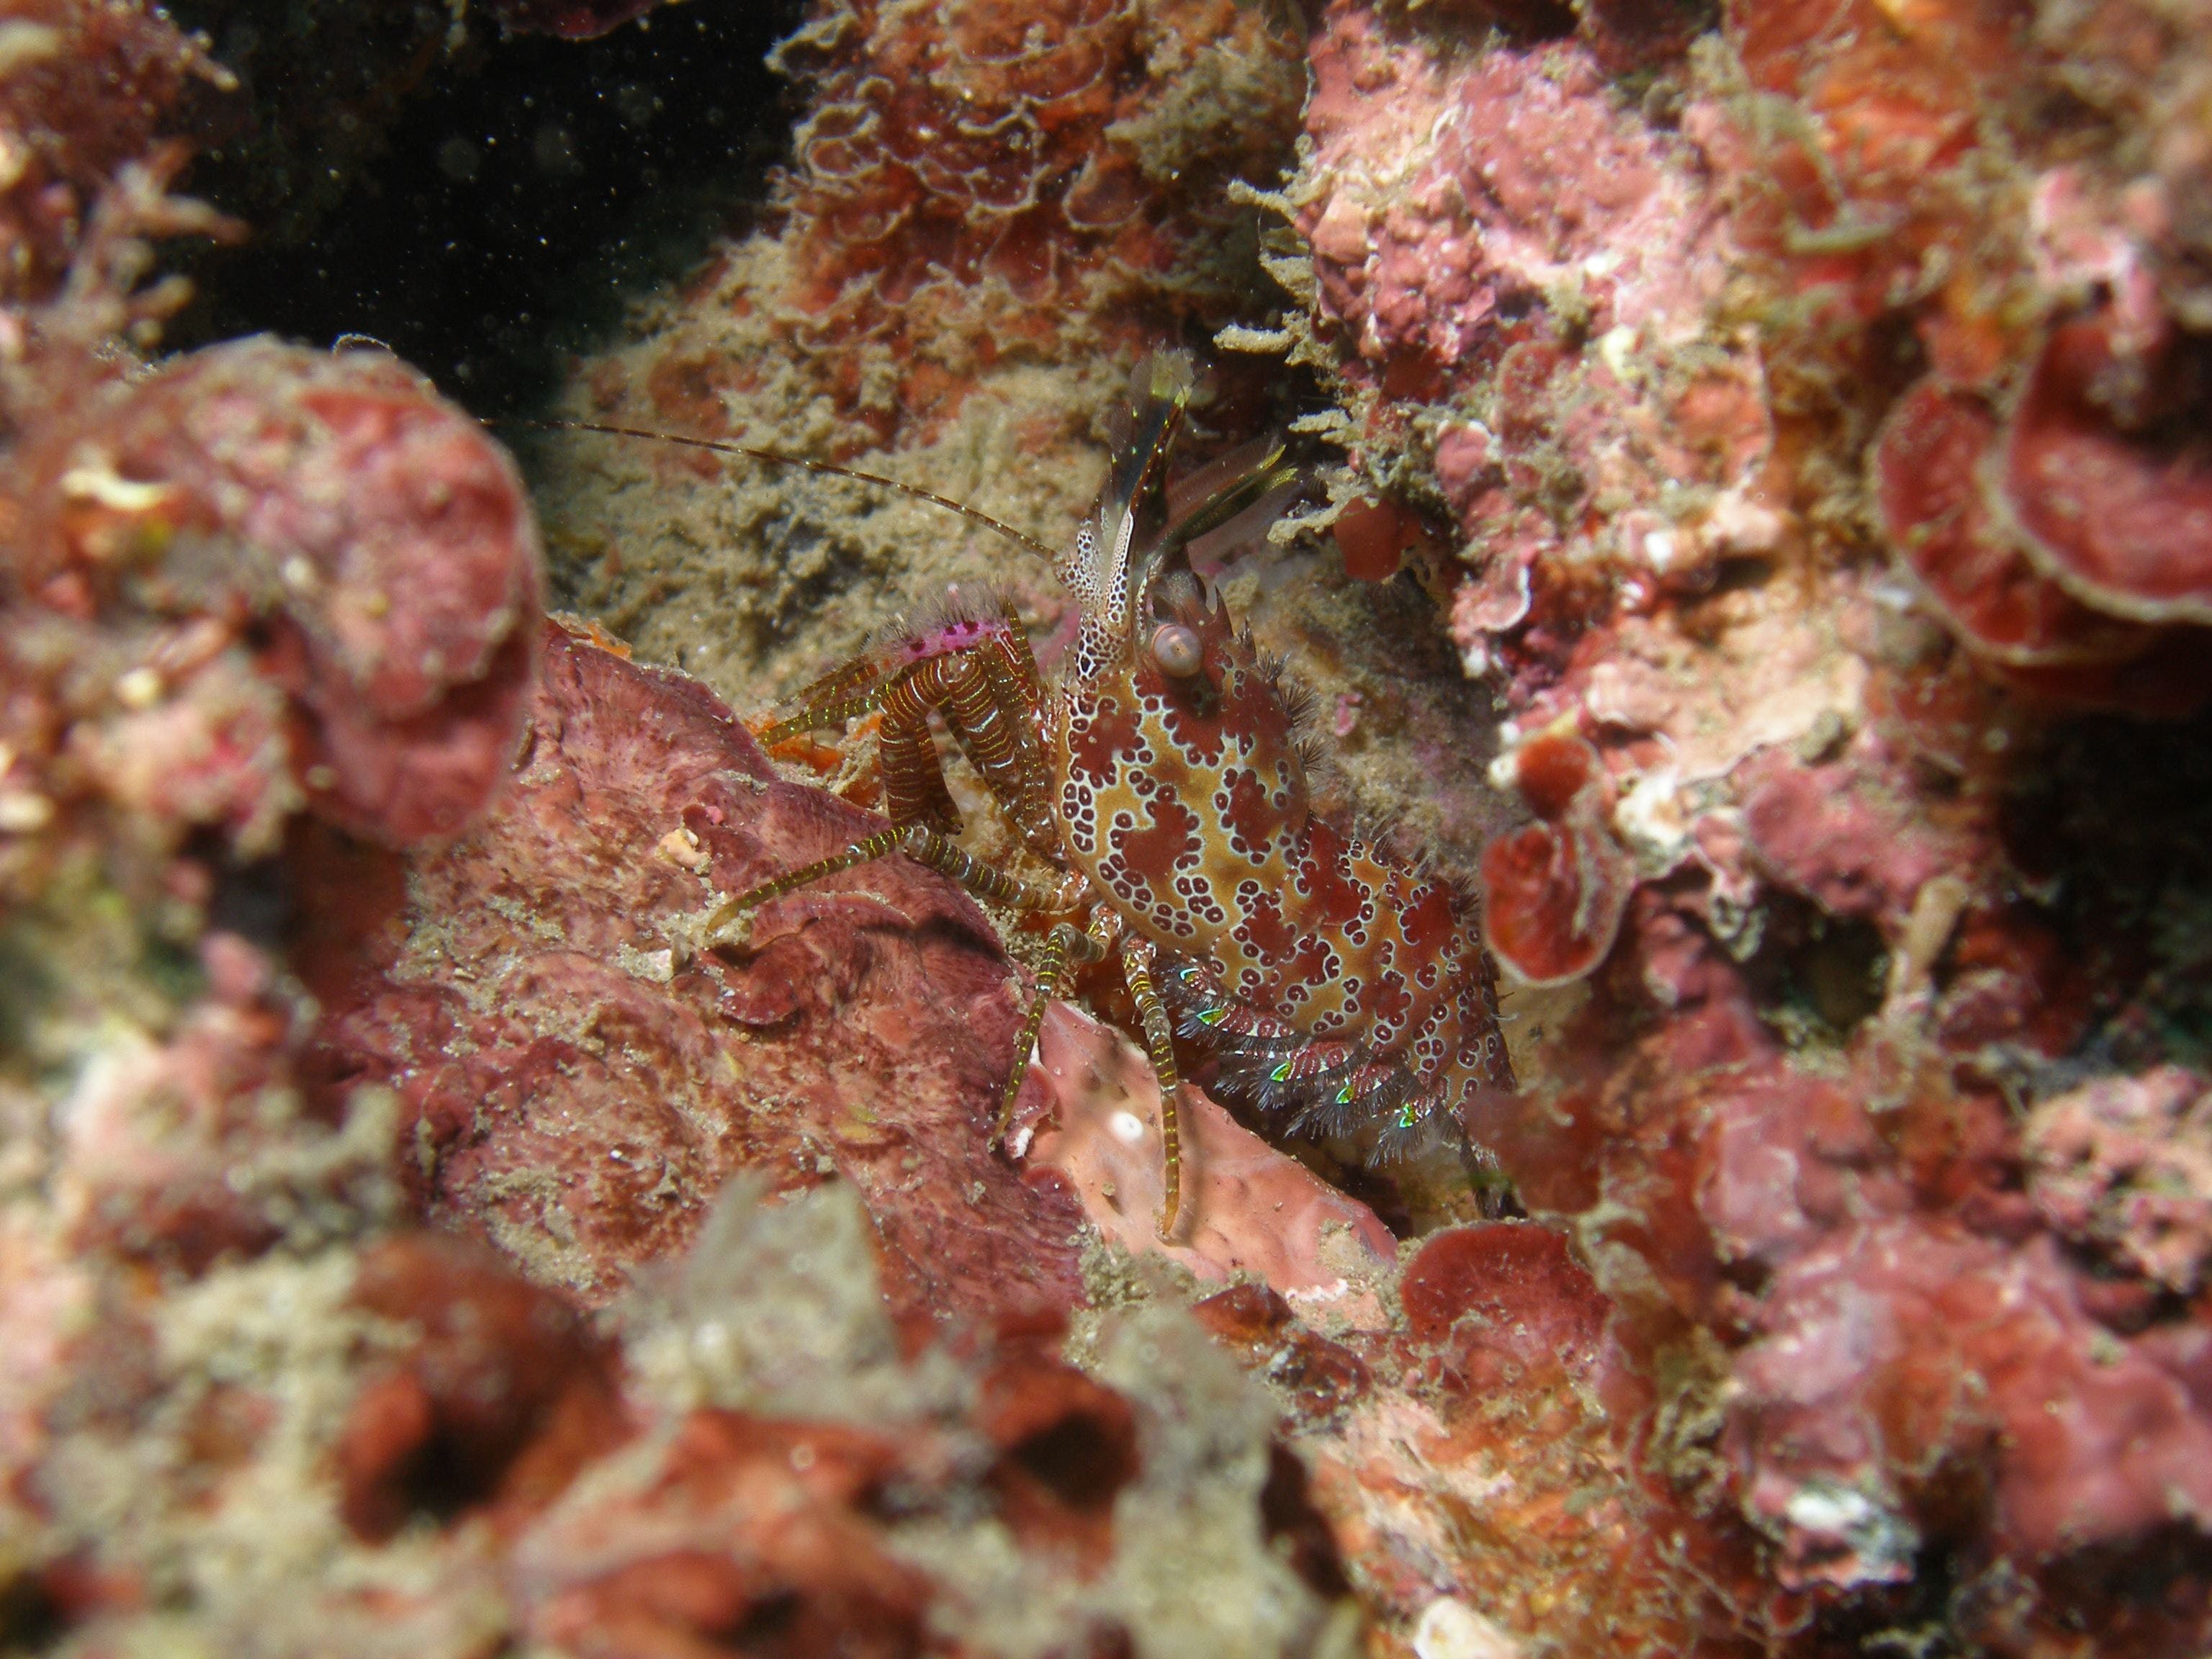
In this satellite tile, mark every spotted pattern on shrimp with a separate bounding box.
[1051,580,1510,1147]
[560,361,1508,1236]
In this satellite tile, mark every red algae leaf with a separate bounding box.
[2005,314,2212,626]
[338,1231,628,1541]
[1875,378,2160,667]
[1507,728,1596,821]
[1481,820,1627,986]
[1331,497,1412,583]
[1479,732,1631,987]
[511,1409,935,1658]
[1398,1221,1611,1381]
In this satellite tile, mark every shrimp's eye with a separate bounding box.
[1148,623,1204,678]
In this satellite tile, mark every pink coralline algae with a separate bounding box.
[1735,745,1975,934]
[1470,966,2212,1648]
[1295,1,1776,691]
[1478,727,1633,986]
[287,608,1858,1652]
[3,4,1311,1655]
[1685,1055,2212,1590]
[0,1,541,1290]
[1259,1216,1778,1658]
[1250,1,2212,1645]
[485,1181,1339,1659]
[0,0,229,305]
[48,928,392,1277]
[14,338,543,848]
[1301,17,1725,382]
[2003,313,2212,626]
[1730,1218,2212,1582]
[1717,0,2212,721]
[2028,1066,2212,1298]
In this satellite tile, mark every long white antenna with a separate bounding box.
[505,416,1061,564]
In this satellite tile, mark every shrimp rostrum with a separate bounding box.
[689,359,1514,1236]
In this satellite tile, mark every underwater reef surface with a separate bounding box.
[4,1,2212,1656]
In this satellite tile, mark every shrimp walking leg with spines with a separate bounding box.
[527,356,1514,1238]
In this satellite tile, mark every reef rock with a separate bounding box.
[305,620,1089,1321]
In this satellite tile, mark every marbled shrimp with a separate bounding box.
[540,359,1513,1236]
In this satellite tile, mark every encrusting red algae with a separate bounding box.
[5,1,2212,1655]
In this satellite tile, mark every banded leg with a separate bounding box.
[974,605,1058,855]
[757,639,903,745]
[878,711,963,834]
[758,616,1056,863]
[886,646,1058,855]
[707,822,1070,940]
[948,645,1057,856]
[1118,939,1187,1240]
[1161,960,1357,1117]
[757,685,876,746]
[897,824,1076,912]
[995,910,1117,1146]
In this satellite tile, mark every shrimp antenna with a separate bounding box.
[500,417,1061,564]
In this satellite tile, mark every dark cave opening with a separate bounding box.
[161,0,807,416]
